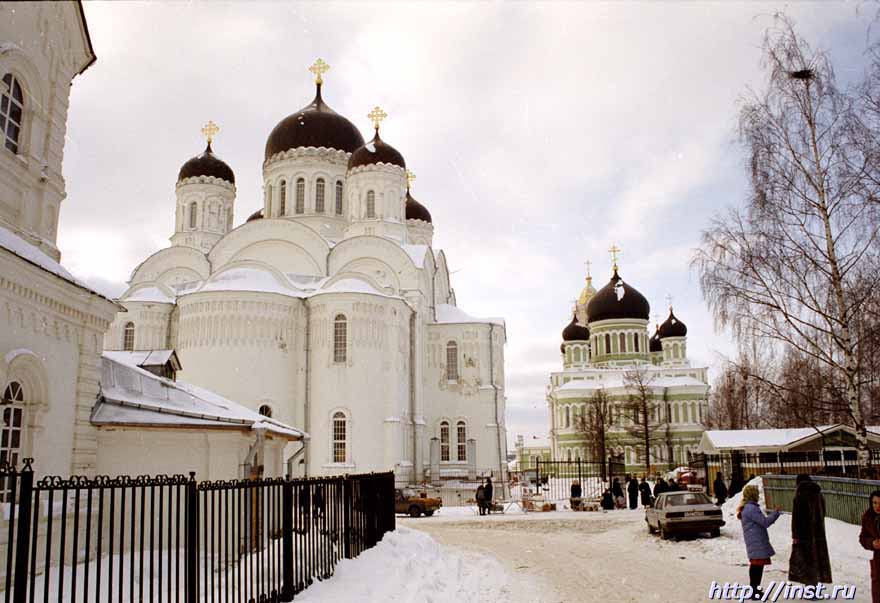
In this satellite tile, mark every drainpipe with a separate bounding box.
[242,428,266,478]
[489,323,506,496]
[409,304,418,485]
[303,301,311,477]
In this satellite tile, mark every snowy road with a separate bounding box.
[402,509,745,602]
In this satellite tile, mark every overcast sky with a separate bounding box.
[58,2,876,449]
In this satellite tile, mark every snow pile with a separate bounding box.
[297,526,520,602]
[705,477,872,593]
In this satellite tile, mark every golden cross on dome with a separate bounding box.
[584,259,592,280]
[666,293,674,311]
[201,120,219,145]
[608,244,621,271]
[309,58,330,85]
[368,106,387,131]
[406,170,416,189]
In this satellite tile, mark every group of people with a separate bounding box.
[595,474,678,511]
[475,477,494,516]
[737,475,834,600]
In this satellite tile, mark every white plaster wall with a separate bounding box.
[344,165,407,242]
[171,179,236,252]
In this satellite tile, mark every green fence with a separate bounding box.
[763,474,880,526]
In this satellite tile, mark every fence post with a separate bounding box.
[185,472,198,603]
[12,459,33,603]
[536,459,541,493]
[280,478,294,602]
[343,475,352,559]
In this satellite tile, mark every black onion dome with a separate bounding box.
[264,84,365,160]
[562,314,590,341]
[658,309,688,338]
[586,270,650,323]
[405,190,432,223]
[649,327,663,352]
[178,142,235,184]
[246,208,263,222]
[348,129,406,170]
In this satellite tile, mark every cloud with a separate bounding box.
[56,2,875,449]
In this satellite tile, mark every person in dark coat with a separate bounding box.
[611,478,624,509]
[789,475,832,587]
[653,477,668,498]
[639,477,653,507]
[714,472,729,506]
[627,475,639,509]
[667,478,680,492]
[475,484,486,515]
[484,477,494,514]
[570,479,583,511]
[858,489,880,603]
[600,488,615,511]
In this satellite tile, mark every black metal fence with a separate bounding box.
[689,451,862,498]
[0,460,395,602]
[520,460,626,502]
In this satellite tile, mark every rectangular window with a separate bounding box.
[333,317,347,363]
[446,342,458,381]
[335,181,343,215]
[315,179,325,213]
[456,422,467,461]
[296,179,305,214]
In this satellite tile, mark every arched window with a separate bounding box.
[619,332,626,353]
[673,343,680,359]
[279,180,287,216]
[1,74,24,154]
[440,421,450,461]
[366,191,376,218]
[315,178,325,213]
[189,202,198,229]
[604,334,611,355]
[332,411,347,463]
[565,406,570,428]
[335,181,343,215]
[295,178,305,214]
[456,421,467,461]
[123,322,135,351]
[333,314,347,363]
[573,348,581,362]
[258,404,272,418]
[634,333,640,353]
[266,184,272,213]
[0,381,24,499]
[445,341,458,381]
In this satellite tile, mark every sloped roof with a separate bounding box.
[699,424,880,452]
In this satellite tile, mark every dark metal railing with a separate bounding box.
[0,461,395,602]
[527,460,626,502]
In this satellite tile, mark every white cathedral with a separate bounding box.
[102,61,509,483]
[0,2,507,484]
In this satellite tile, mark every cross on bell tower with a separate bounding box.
[406,170,416,191]
[368,106,388,132]
[309,58,330,85]
[201,120,219,145]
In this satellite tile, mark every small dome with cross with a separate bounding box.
[348,106,406,170]
[658,307,687,338]
[178,122,235,185]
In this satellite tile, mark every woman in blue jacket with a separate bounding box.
[738,485,781,598]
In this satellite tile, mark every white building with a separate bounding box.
[104,61,509,484]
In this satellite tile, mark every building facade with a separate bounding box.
[104,62,508,484]
[545,260,709,473]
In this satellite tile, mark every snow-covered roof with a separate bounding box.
[0,226,114,302]
[124,286,175,303]
[700,424,880,453]
[557,373,708,392]
[401,244,429,267]
[434,304,504,326]
[312,278,388,297]
[94,354,307,440]
[200,266,302,296]
[518,435,551,449]
[104,350,179,369]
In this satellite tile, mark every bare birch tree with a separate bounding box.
[573,388,613,469]
[693,15,880,460]
[622,369,663,474]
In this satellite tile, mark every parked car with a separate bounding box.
[395,488,442,518]
[645,491,724,539]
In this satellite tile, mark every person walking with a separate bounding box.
[738,485,781,599]
[484,477,494,514]
[858,489,880,603]
[714,472,729,506]
[653,477,668,499]
[627,475,639,510]
[789,475,832,588]
[475,484,486,516]
[612,477,624,509]
[639,477,653,507]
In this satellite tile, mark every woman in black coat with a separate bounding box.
[653,478,667,499]
[713,472,728,506]
[627,475,639,509]
[611,478,624,508]
[638,477,653,507]
[789,475,832,586]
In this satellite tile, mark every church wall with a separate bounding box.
[95,427,288,481]
[344,166,407,242]
[0,252,118,478]
[174,291,304,429]
[104,300,173,351]
[170,179,236,252]
[209,219,329,278]
[307,293,410,476]
[422,321,507,478]
[0,1,93,262]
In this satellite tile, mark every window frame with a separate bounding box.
[456,420,467,462]
[189,201,198,229]
[331,410,348,464]
[440,421,450,462]
[335,181,344,215]
[333,314,347,363]
[315,178,325,213]
[295,178,305,214]
[123,322,135,351]
[0,381,25,499]
[1,73,24,155]
[445,341,459,382]
[366,191,376,219]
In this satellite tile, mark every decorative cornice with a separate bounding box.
[175,176,236,192]
[346,163,406,177]
[263,147,351,171]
